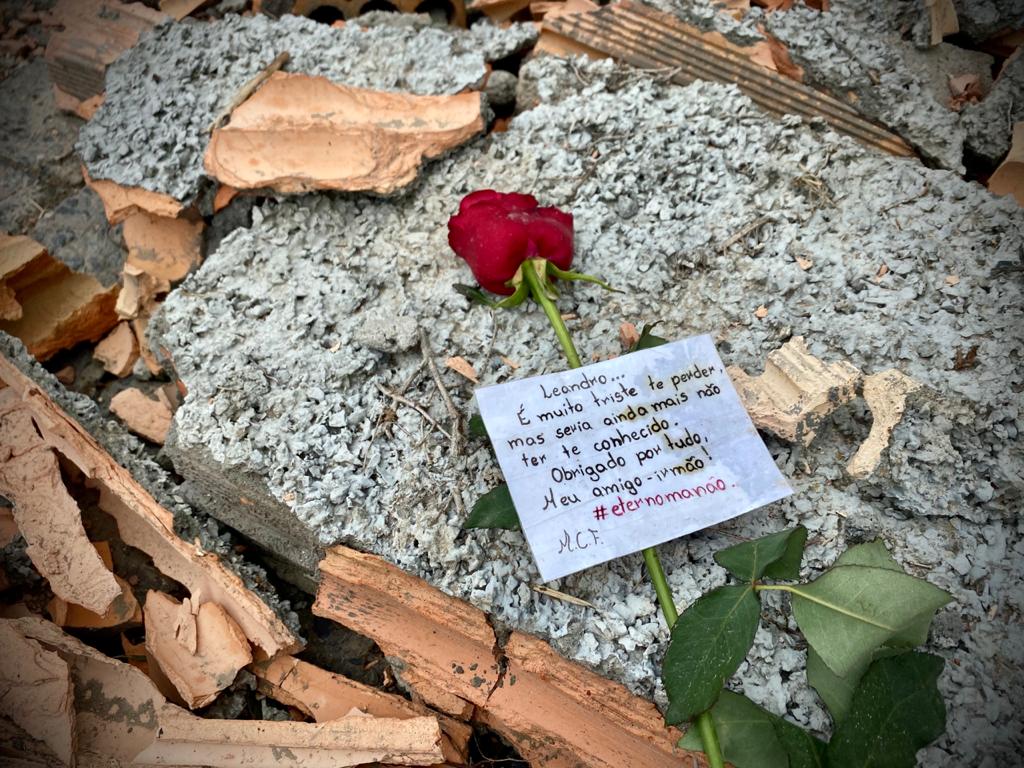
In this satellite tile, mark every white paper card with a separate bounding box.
[475,334,792,581]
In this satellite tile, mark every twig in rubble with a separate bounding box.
[419,330,464,457]
[879,183,930,214]
[716,215,773,253]
[361,362,425,469]
[374,382,453,442]
[207,51,290,133]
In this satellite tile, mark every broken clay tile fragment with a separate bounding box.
[159,0,210,20]
[52,84,104,120]
[314,545,689,767]
[135,704,445,767]
[144,591,253,710]
[847,369,922,479]
[0,621,76,767]
[0,396,122,614]
[94,321,140,377]
[122,211,204,283]
[48,541,143,629]
[204,72,485,195]
[0,234,119,361]
[109,387,173,444]
[250,653,470,763]
[84,170,185,224]
[925,0,958,46]
[0,356,300,657]
[619,321,640,350]
[989,122,1024,207]
[44,0,167,102]
[0,503,18,546]
[542,1,913,157]
[727,335,862,445]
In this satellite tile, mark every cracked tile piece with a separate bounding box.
[847,369,921,479]
[0,620,75,766]
[144,591,253,710]
[205,73,485,196]
[727,336,862,445]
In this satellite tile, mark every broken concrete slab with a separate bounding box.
[847,369,921,479]
[205,73,485,195]
[0,621,75,767]
[962,51,1024,167]
[151,53,1024,765]
[0,345,301,657]
[77,14,535,205]
[728,336,862,445]
[144,591,252,709]
[31,186,125,288]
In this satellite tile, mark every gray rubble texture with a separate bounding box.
[151,52,1024,765]
[0,58,82,232]
[961,51,1024,166]
[953,0,1024,43]
[31,186,124,287]
[76,14,536,204]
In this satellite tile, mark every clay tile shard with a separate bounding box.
[989,122,1024,207]
[846,369,921,479]
[0,356,299,657]
[0,234,119,361]
[109,387,173,444]
[122,211,204,283]
[204,72,486,195]
[0,405,121,614]
[84,170,185,224]
[94,321,140,377]
[0,621,76,767]
[48,541,143,629]
[728,336,862,445]
[135,704,445,767]
[44,0,167,102]
[11,615,167,764]
[144,591,253,709]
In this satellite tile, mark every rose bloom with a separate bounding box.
[447,190,574,295]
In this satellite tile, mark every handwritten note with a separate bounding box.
[475,334,792,582]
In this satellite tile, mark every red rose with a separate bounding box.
[448,190,574,295]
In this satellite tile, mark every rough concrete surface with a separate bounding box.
[961,51,1024,166]
[77,14,536,205]
[31,186,124,287]
[0,58,82,232]
[150,51,1023,765]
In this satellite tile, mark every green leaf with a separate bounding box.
[463,484,521,530]
[772,714,827,768]
[663,585,761,724]
[714,526,808,582]
[632,323,669,352]
[789,565,952,679]
[808,645,902,724]
[833,541,934,648]
[453,283,498,308]
[827,652,946,768]
[468,413,488,439]
[678,691,823,768]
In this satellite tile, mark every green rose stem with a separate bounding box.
[522,258,725,768]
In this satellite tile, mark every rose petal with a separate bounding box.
[459,190,538,214]
[449,206,531,295]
